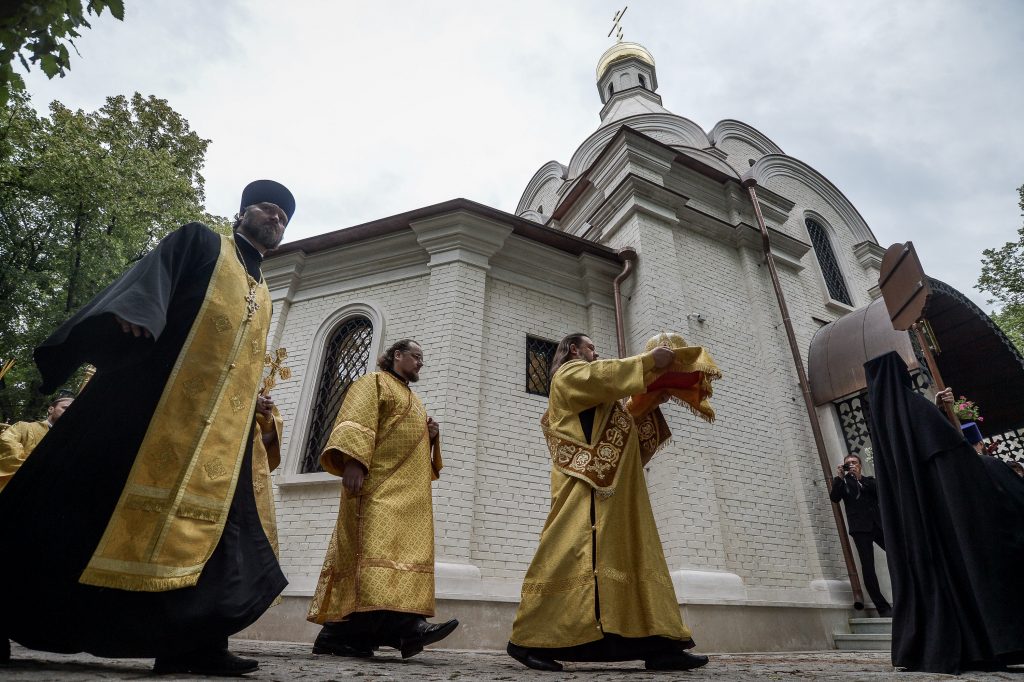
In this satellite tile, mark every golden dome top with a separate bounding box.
[596,41,655,80]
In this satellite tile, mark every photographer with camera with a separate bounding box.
[830,453,892,617]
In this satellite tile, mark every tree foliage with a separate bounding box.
[1,0,125,107]
[977,184,1024,353]
[0,91,228,422]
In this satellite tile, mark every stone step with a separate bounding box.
[834,632,892,651]
[849,617,892,635]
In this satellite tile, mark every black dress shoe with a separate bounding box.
[645,650,710,671]
[876,607,893,618]
[153,649,259,677]
[507,642,563,672]
[398,618,459,658]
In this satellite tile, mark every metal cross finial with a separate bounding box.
[261,347,292,396]
[607,5,628,41]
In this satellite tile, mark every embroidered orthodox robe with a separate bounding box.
[510,352,693,650]
[0,224,286,658]
[0,420,49,493]
[308,370,443,624]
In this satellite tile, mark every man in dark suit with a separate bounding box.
[830,453,892,617]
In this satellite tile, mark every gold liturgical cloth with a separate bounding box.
[0,420,49,492]
[308,371,442,624]
[80,235,272,592]
[510,352,694,649]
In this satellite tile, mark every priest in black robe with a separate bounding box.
[0,180,296,676]
[864,351,1024,674]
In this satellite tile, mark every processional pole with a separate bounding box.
[741,176,865,608]
[878,242,960,427]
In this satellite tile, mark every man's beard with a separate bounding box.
[242,219,283,250]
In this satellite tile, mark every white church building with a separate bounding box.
[245,41,895,651]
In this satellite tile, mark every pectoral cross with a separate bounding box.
[261,347,291,396]
[244,282,260,321]
[607,5,628,41]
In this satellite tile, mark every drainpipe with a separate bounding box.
[613,247,638,358]
[741,176,866,609]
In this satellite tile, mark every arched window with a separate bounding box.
[608,83,615,98]
[805,218,852,306]
[300,316,374,473]
[638,73,647,89]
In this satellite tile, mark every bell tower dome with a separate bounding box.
[595,42,667,125]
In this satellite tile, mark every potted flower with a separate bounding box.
[953,396,983,424]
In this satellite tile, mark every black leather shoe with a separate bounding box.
[398,618,459,658]
[153,649,259,676]
[876,606,893,618]
[507,642,563,672]
[312,640,374,657]
[645,651,710,671]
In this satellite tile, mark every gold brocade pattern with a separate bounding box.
[79,234,272,592]
[542,402,636,496]
[307,371,443,624]
[510,354,693,649]
[0,420,49,493]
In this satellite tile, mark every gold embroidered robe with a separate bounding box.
[308,370,443,624]
[253,406,283,558]
[510,352,693,648]
[78,234,273,592]
[0,420,49,493]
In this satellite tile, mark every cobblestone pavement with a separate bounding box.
[3,641,1021,681]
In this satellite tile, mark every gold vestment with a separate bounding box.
[510,352,692,648]
[0,420,49,493]
[253,407,283,558]
[308,371,442,624]
[79,234,272,591]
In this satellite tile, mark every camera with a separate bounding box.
[842,462,851,472]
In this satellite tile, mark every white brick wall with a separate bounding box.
[264,106,881,606]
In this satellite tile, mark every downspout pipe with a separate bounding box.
[613,247,638,358]
[741,175,866,609]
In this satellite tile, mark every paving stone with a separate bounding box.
[2,641,1020,680]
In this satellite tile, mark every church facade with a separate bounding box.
[246,42,888,650]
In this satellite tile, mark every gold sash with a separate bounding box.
[80,234,271,591]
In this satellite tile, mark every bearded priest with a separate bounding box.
[0,181,295,676]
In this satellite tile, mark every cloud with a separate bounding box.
[19,0,1023,311]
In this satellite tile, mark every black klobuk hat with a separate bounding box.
[240,179,295,223]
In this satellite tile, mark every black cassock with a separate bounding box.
[0,224,286,658]
[864,351,1024,673]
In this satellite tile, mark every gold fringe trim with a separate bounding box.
[78,568,201,592]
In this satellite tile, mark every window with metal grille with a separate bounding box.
[805,218,852,306]
[526,336,558,396]
[300,316,374,473]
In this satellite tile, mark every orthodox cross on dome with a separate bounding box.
[607,5,628,42]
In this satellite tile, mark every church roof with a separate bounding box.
[270,198,623,263]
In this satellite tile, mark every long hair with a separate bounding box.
[378,339,419,372]
[549,332,589,376]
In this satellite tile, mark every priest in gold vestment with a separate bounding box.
[309,339,459,659]
[0,181,295,676]
[0,394,73,493]
[508,333,714,672]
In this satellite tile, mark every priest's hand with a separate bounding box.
[113,314,152,339]
[934,387,954,407]
[342,458,367,494]
[651,346,674,369]
[256,394,275,419]
[427,416,439,440]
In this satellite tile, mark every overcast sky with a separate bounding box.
[20,0,1023,311]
